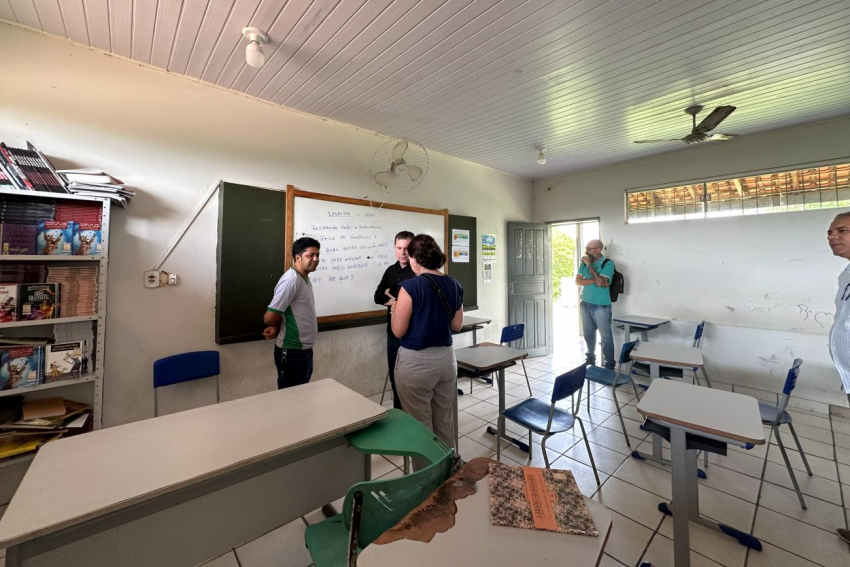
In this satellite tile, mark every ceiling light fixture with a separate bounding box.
[242,27,269,68]
[537,148,547,165]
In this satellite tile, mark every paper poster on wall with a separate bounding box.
[483,261,493,284]
[452,247,470,263]
[452,229,470,244]
[482,234,496,262]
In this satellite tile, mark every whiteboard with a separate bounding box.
[293,196,446,318]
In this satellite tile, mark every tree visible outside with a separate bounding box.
[552,228,576,302]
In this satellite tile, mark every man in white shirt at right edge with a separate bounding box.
[826,212,850,545]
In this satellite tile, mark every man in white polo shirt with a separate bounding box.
[826,212,850,544]
[263,237,320,389]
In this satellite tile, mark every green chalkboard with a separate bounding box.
[215,182,287,344]
[448,214,478,311]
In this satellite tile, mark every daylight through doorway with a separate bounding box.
[552,220,599,363]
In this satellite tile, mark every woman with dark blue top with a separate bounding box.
[391,234,463,455]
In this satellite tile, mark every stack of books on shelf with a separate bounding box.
[47,265,98,316]
[0,396,92,461]
[0,138,133,207]
[58,168,134,208]
[0,197,104,256]
[0,268,98,321]
[0,142,67,194]
[0,338,89,391]
[0,263,47,285]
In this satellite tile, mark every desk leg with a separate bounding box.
[659,434,762,557]
[497,368,505,461]
[472,328,478,346]
[453,375,459,450]
[669,428,692,567]
[623,325,631,344]
[640,329,649,342]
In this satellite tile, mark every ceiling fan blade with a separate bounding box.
[633,139,684,144]
[391,140,408,162]
[708,133,738,141]
[694,105,736,134]
[375,171,398,186]
[407,165,423,181]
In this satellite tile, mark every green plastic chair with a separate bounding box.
[345,408,451,468]
[305,448,454,566]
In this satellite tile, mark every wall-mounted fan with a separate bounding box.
[370,139,429,194]
[634,105,738,145]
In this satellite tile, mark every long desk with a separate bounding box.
[359,472,612,566]
[613,315,670,343]
[630,342,705,471]
[637,380,765,567]
[0,380,386,567]
[455,345,527,461]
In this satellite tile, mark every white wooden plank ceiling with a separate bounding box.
[4,0,850,179]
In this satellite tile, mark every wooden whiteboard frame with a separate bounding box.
[285,186,449,326]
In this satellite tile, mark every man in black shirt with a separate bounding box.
[373,230,415,410]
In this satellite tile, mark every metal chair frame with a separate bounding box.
[762,359,812,509]
[504,365,601,484]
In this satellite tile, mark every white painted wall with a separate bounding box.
[534,116,850,411]
[0,25,532,427]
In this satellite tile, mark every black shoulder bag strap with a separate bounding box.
[421,274,454,316]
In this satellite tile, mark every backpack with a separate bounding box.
[601,259,624,302]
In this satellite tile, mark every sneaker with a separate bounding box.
[839,527,850,544]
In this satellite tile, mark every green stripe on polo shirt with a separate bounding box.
[282,306,303,349]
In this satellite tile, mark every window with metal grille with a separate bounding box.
[626,163,850,224]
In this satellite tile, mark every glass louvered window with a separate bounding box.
[626,163,850,224]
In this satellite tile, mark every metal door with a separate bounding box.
[507,223,552,357]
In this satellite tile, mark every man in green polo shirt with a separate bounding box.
[263,237,320,389]
[575,240,616,370]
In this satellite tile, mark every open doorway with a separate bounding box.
[552,219,599,359]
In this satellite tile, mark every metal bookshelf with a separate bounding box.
[0,188,109,430]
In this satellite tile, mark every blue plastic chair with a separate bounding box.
[461,324,529,396]
[502,364,600,484]
[153,351,220,416]
[633,321,713,388]
[500,324,533,396]
[584,341,642,448]
[759,359,811,509]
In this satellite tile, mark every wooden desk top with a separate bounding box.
[455,345,527,372]
[359,474,612,566]
[612,315,670,327]
[637,380,765,445]
[460,315,492,329]
[631,342,703,368]
[0,380,385,548]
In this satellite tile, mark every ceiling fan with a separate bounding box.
[634,105,738,145]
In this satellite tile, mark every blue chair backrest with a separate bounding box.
[154,351,220,388]
[782,359,803,397]
[550,364,587,404]
[500,324,524,345]
[618,340,639,364]
[694,321,706,345]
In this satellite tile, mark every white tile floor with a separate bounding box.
[3,353,850,567]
